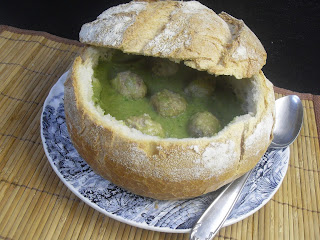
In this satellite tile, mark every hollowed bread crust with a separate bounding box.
[64,1,275,200]
[64,46,275,200]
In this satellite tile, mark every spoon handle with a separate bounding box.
[190,171,251,240]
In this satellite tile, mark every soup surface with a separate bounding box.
[92,51,245,138]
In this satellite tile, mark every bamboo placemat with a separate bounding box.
[0,25,319,240]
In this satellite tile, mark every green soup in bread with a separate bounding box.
[92,50,246,139]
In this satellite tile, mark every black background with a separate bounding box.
[1,0,319,94]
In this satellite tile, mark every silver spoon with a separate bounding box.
[190,95,303,240]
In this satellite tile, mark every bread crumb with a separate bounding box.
[189,145,200,154]
[232,45,247,60]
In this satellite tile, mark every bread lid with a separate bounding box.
[79,0,266,79]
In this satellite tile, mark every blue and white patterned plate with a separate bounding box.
[40,72,290,233]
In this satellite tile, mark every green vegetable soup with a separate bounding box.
[92,50,245,138]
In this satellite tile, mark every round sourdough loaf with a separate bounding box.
[64,0,275,200]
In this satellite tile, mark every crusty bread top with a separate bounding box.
[79,1,267,79]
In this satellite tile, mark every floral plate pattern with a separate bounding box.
[40,72,290,233]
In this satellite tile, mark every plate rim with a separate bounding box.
[223,149,289,226]
[40,72,179,233]
[40,71,289,233]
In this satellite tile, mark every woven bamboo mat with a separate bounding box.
[0,25,319,240]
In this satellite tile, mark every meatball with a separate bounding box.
[111,71,147,99]
[184,74,216,97]
[125,114,165,137]
[151,58,179,77]
[188,111,221,137]
[151,89,187,117]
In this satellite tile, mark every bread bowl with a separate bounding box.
[64,0,275,200]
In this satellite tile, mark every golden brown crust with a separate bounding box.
[79,1,266,79]
[65,1,274,200]
[64,46,275,200]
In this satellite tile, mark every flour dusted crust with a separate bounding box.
[64,1,275,200]
[79,1,266,79]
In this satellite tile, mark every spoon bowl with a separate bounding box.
[269,95,304,149]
